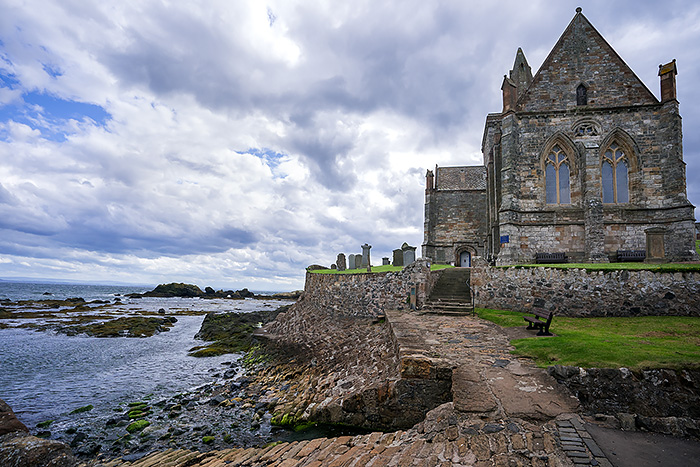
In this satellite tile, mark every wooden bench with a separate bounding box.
[524,310,554,336]
[617,249,646,262]
[535,252,567,264]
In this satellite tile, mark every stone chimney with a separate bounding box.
[501,76,517,113]
[659,59,677,103]
[425,169,435,193]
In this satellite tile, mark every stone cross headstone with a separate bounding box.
[336,253,347,271]
[361,243,372,268]
[354,254,362,269]
[348,254,355,270]
[392,249,403,267]
[402,242,417,266]
[382,257,390,265]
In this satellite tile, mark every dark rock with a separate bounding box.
[143,283,204,298]
[482,424,504,433]
[70,432,88,447]
[0,398,29,435]
[157,308,166,314]
[208,396,226,406]
[0,432,77,467]
[121,451,150,462]
[74,442,100,457]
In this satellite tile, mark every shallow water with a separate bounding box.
[0,282,292,431]
[0,315,233,429]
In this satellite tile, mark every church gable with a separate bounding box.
[517,9,658,112]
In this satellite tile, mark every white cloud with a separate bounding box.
[0,0,698,289]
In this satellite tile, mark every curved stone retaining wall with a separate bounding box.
[471,265,700,317]
[303,260,431,317]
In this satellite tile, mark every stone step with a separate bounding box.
[423,306,474,315]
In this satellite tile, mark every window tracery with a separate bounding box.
[602,143,629,203]
[575,124,598,136]
[545,145,571,204]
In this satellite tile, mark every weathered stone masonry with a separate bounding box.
[423,9,697,266]
[471,265,700,317]
[301,259,431,318]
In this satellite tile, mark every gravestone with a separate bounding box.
[336,253,347,271]
[646,227,667,262]
[354,255,362,269]
[402,242,417,266]
[348,254,355,270]
[361,243,372,268]
[382,257,390,265]
[331,264,337,270]
[392,249,403,267]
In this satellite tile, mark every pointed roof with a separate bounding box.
[509,48,533,91]
[516,8,658,112]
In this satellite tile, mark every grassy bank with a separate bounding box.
[310,264,454,274]
[477,308,700,370]
[505,262,700,273]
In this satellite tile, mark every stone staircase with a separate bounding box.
[423,268,474,315]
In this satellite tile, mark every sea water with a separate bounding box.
[0,282,288,429]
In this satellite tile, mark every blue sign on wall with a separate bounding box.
[500,235,510,244]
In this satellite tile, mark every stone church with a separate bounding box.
[423,8,698,266]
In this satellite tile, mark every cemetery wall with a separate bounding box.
[471,265,700,317]
[302,259,431,317]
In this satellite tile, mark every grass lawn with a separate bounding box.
[310,264,454,274]
[477,308,700,370]
[505,262,700,273]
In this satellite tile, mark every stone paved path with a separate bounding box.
[386,311,581,421]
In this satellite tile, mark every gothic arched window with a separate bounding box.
[576,84,588,106]
[545,145,571,204]
[602,143,629,203]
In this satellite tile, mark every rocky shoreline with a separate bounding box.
[0,286,304,466]
[0,282,301,338]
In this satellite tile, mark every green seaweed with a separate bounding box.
[126,420,150,433]
[36,420,54,429]
[70,404,93,414]
[202,436,215,444]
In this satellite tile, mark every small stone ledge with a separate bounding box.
[386,309,455,383]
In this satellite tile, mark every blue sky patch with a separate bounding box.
[41,63,63,79]
[0,71,20,89]
[238,148,289,177]
[22,92,110,124]
[0,88,111,141]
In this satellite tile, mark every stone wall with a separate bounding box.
[301,260,431,317]
[549,366,700,439]
[471,265,700,317]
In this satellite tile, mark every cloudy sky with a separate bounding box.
[1,1,698,291]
